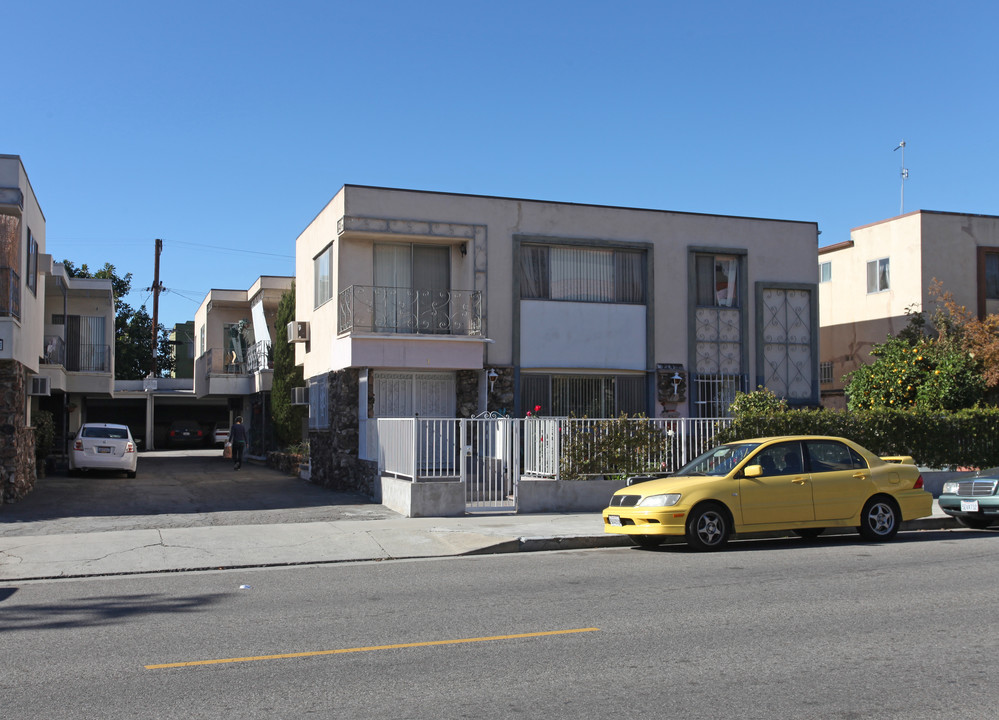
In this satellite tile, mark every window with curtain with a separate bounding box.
[520,244,645,303]
[866,258,890,293]
[373,243,450,333]
[696,255,739,307]
[0,213,21,318]
[314,244,332,308]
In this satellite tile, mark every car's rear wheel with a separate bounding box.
[956,516,994,530]
[127,470,137,479]
[794,528,825,539]
[686,504,730,551]
[629,534,665,548]
[858,497,900,541]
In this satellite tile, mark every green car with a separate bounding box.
[939,471,999,529]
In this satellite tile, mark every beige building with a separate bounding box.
[1,155,115,501]
[819,210,999,408]
[292,185,820,492]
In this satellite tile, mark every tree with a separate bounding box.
[271,283,307,447]
[845,334,984,412]
[62,260,175,379]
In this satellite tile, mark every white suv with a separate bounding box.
[69,423,138,478]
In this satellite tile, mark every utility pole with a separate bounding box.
[150,238,164,377]
[893,140,908,215]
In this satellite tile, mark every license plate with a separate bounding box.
[961,499,980,512]
[97,446,112,454]
[608,515,622,526]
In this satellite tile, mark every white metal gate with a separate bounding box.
[463,416,518,511]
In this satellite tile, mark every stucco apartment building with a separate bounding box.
[1,155,115,502]
[819,210,999,409]
[292,185,820,492]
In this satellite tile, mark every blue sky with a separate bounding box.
[5,0,998,330]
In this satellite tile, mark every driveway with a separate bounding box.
[0,449,397,537]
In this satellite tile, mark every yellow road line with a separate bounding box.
[145,628,601,669]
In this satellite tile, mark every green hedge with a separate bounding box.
[713,408,999,469]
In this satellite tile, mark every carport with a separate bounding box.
[95,379,232,450]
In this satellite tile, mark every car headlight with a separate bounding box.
[637,493,681,507]
[942,482,960,495]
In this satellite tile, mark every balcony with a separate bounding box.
[338,285,482,337]
[42,336,110,372]
[0,266,20,319]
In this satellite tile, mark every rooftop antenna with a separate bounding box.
[893,140,908,214]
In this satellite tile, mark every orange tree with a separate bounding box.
[845,335,984,411]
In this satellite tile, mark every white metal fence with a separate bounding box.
[365,417,732,508]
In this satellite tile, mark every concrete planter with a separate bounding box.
[379,476,465,518]
[516,477,626,513]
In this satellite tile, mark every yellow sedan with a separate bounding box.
[603,436,932,551]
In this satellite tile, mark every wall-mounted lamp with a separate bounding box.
[459,242,467,257]
[487,368,499,392]
[671,372,683,396]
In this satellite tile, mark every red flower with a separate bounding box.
[534,405,542,414]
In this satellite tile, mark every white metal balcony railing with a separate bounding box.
[365,416,732,483]
[338,285,482,336]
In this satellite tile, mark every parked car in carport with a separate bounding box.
[69,423,138,478]
[167,420,208,447]
[213,424,230,447]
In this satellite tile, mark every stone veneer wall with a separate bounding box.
[456,370,479,418]
[486,366,515,416]
[0,360,36,504]
[308,368,377,496]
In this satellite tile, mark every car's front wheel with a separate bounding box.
[858,497,900,541]
[956,516,994,530]
[629,534,665,549]
[686,504,730,551]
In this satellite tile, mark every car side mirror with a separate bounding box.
[744,464,763,478]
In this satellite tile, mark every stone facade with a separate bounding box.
[308,368,377,496]
[0,360,36,504]
[486,366,515,416]
[456,369,479,418]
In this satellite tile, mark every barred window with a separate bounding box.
[521,374,646,417]
[819,361,833,385]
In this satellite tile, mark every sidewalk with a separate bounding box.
[0,501,957,582]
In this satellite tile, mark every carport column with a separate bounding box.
[143,375,157,450]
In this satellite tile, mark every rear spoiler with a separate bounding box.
[880,455,916,465]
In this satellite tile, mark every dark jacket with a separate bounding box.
[230,423,248,444]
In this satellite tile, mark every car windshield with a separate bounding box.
[82,427,129,440]
[675,443,760,477]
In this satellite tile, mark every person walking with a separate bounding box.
[230,416,248,470]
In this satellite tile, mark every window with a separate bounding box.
[26,228,37,294]
[520,244,646,304]
[314,244,333,308]
[696,255,738,307]
[308,374,329,430]
[867,258,890,293]
[521,374,646,417]
[819,361,833,385]
[985,252,999,300]
[0,213,21,318]
[819,261,831,283]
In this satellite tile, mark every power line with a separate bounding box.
[169,239,294,259]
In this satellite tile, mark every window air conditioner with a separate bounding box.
[29,376,51,396]
[291,387,309,405]
[287,321,310,343]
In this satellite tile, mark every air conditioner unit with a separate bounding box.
[291,386,309,406]
[286,321,310,343]
[29,376,51,396]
